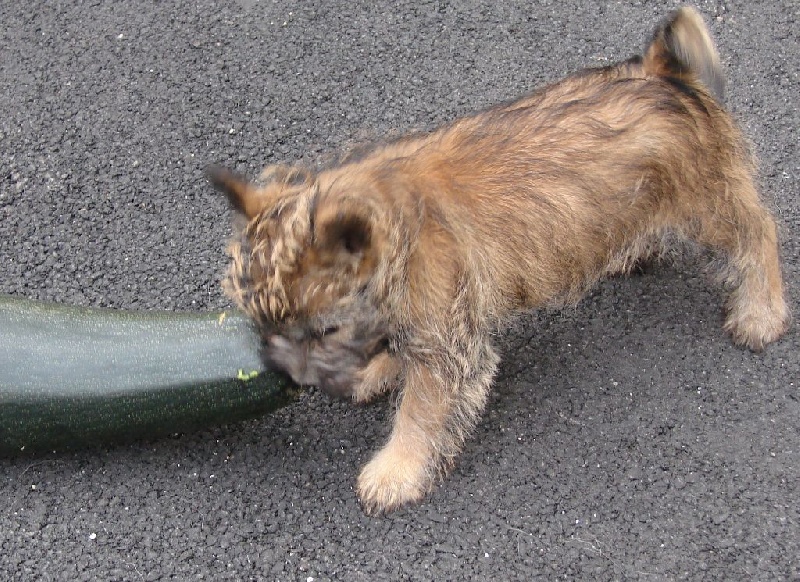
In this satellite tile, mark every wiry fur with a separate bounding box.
[209,7,789,514]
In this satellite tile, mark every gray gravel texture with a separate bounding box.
[1,1,798,580]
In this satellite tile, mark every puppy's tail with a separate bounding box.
[643,6,725,101]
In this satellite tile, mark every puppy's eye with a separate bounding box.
[310,325,340,339]
[320,325,340,337]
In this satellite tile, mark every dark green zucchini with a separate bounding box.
[0,294,300,456]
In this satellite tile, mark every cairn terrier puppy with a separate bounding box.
[209,7,789,514]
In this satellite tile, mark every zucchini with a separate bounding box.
[0,294,300,456]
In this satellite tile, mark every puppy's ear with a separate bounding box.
[314,202,382,277]
[206,165,266,219]
[208,164,315,220]
[321,213,372,256]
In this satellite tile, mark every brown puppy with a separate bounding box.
[209,7,789,514]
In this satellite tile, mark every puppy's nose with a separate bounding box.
[263,335,319,386]
[285,327,306,342]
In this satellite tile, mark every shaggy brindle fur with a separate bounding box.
[209,7,789,514]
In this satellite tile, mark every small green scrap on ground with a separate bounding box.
[236,369,259,381]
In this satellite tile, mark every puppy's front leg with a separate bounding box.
[356,336,499,514]
[352,351,402,403]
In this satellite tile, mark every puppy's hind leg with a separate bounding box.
[690,177,790,351]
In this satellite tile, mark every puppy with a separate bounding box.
[209,7,789,514]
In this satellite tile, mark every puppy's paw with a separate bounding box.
[352,352,401,404]
[356,444,431,515]
[724,293,790,352]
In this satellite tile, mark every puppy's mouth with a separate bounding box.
[259,329,389,399]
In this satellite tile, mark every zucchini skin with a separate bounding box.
[0,295,300,456]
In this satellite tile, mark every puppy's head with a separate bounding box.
[208,164,392,394]
[264,321,389,398]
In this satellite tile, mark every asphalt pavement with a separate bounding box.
[1,1,798,580]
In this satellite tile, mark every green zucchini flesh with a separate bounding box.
[0,295,300,456]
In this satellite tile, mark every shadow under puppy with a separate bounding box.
[209,7,789,514]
